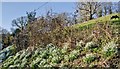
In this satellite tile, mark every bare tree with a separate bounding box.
[12,11,36,31]
[12,16,27,31]
[26,11,36,23]
[102,2,114,15]
[77,2,101,21]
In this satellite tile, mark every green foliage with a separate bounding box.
[30,57,42,67]
[64,55,69,62]
[1,43,81,68]
[21,60,27,68]
[83,53,96,64]
[69,50,80,61]
[51,56,62,63]
[0,45,16,62]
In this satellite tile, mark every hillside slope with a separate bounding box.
[1,13,120,68]
[72,13,120,29]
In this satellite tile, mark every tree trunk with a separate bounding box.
[104,7,107,15]
[108,6,112,14]
[98,9,102,17]
[89,14,93,20]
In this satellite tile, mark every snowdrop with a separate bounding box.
[103,41,118,52]
[19,50,26,60]
[76,40,85,47]
[64,55,69,62]
[13,52,20,60]
[63,43,69,50]
[83,53,96,63]
[39,59,47,65]
[85,41,97,49]
[103,41,118,57]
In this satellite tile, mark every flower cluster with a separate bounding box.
[83,53,96,63]
[85,41,97,49]
[103,41,118,57]
[76,40,85,50]
[69,50,80,61]
[0,45,15,63]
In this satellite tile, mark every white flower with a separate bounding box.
[61,48,67,54]
[39,59,47,65]
[19,50,26,59]
[103,41,118,53]
[63,42,69,49]
[34,49,39,55]
[21,60,27,67]
[83,53,95,63]
[85,53,94,58]
[33,57,42,64]
[64,55,69,61]
[9,64,20,68]
[46,43,55,49]
[69,50,80,61]
[76,40,84,47]
[13,52,20,60]
[44,64,52,67]
[25,52,31,58]
[22,57,27,62]
[83,53,95,60]
[85,41,96,49]
[51,56,59,63]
